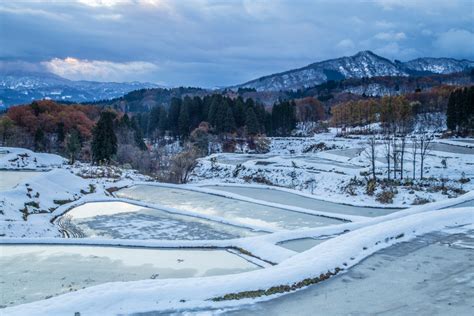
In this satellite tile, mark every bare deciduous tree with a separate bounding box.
[419,133,433,180]
[365,136,378,181]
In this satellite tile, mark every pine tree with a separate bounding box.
[178,102,190,138]
[245,107,259,136]
[158,106,168,134]
[92,111,117,164]
[66,129,81,164]
[169,98,182,137]
[56,122,65,144]
[223,106,236,133]
[207,95,220,128]
[34,128,45,152]
[234,97,246,127]
[215,100,229,133]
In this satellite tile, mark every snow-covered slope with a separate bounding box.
[235,51,474,91]
[0,70,159,108]
[402,57,474,75]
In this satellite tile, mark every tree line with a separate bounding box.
[131,94,297,140]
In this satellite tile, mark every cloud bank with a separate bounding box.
[0,0,473,86]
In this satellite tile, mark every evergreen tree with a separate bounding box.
[92,111,117,163]
[66,129,81,164]
[234,97,246,127]
[34,128,45,152]
[223,106,236,133]
[168,98,182,137]
[215,100,229,133]
[446,91,457,131]
[178,102,190,138]
[158,106,168,134]
[245,107,259,136]
[56,122,65,144]
[149,106,161,132]
[207,95,220,128]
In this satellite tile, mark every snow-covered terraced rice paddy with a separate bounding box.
[0,244,260,307]
[424,143,474,155]
[202,185,401,217]
[218,231,474,315]
[0,170,44,191]
[213,154,277,165]
[116,185,344,231]
[60,201,261,240]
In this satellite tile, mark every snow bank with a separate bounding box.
[0,147,66,169]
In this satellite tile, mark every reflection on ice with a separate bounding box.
[116,185,343,231]
[203,185,401,217]
[0,245,259,307]
[277,237,330,253]
[223,231,474,316]
[60,201,261,240]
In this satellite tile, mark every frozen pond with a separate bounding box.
[222,231,474,315]
[203,186,402,217]
[0,244,259,307]
[0,170,44,191]
[116,185,344,231]
[60,201,261,239]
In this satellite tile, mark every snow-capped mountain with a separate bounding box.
[401,57,474,75]
[0,70,159,108]
[235,51,474,91]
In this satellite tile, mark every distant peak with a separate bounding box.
[354,50,378,57]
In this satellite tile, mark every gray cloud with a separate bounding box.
[0,0,473,87]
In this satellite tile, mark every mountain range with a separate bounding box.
[1,51,473,108]
[0,70,159,108]
[235,51,474,91]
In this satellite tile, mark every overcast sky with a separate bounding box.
[1,0,473,87]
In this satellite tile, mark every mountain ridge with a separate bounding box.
[234,51,474,91]
[0,70,160,108]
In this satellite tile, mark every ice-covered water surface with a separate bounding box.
[203,185,401,217]
[222,231,474,316]
[0,170,44,191]
[0,245,259,308]
[116,185,343,231]
[277,238,329,252]
[62,202,260,240]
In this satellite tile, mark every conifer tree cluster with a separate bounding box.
[446,86,474,135]
[135,94,297,140]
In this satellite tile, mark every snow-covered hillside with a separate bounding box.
[235,51,474,91]
[0,70,159,108]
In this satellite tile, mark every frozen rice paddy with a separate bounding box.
[202,185,401,217]
[59,201,261,240]
[277,237,330,253]
[0,244,259,308]
[0,170,44,191]
[217,231,474,315]
[116,185,344,231]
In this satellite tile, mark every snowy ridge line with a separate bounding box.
[434,139,474,148]
[191,182,404,210]
[3,207,473,316]
[128,182,366,222]
[50,195,276,234]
